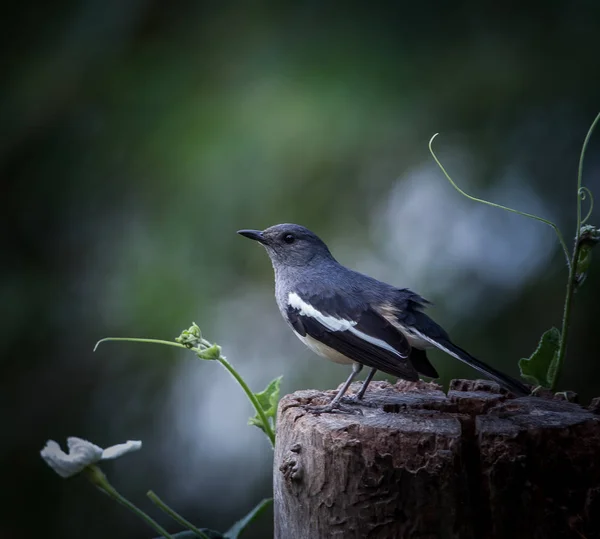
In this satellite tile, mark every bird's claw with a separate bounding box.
[301,401,363,415]
[341,394,363,404]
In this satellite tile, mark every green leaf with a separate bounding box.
[153,499,273,539]
[247,377,281,434]
[197,344,221,360]
[225,498,273,539]
[575,224,600,287]
[176,322,202,348]
[518,328,561,388]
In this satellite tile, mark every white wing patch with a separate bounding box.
[288,292,407,359]
[288,292,355,332]
[348,327,408,358]
[409,328,463,360]
[386,320,434,350]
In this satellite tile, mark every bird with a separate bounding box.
[238,223,530,413]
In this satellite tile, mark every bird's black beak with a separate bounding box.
[237,229,266,244]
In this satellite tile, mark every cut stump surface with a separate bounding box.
[274,379,600,539]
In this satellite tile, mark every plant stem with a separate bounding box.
[552,112,600,391]
[553,244,578,391]
[577,113,600,210]
[218,357,276,447]
[429,133,572,268]
[95,336,276,447]
[94,337,187,352]
[85,466,173,539]
[147,490,210,539]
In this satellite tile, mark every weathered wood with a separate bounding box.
[274,379,600,539]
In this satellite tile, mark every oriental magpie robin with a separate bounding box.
[238,224,530,413]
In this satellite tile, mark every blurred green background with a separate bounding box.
[3,1,600,538]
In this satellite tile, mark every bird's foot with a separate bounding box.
[341,393,364,405]
[301,401,363,415]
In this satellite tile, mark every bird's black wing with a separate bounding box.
[408,348,439,379]
[286,298,419,381]
[392,289,529,396]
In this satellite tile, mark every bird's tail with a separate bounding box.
[413,330,531,396]
[443,340,530,396]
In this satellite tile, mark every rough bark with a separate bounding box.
[274,379,600,539]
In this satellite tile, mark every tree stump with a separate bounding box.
[273,379,600,539]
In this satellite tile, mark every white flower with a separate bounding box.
[41,437,142,478]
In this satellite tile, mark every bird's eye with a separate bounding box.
[283,234,295,244]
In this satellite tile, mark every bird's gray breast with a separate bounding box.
[274,269,292,317]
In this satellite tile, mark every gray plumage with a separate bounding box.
[238,223,530,410]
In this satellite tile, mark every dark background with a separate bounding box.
[3,1,600,538]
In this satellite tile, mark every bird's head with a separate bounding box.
[237,223,334,267]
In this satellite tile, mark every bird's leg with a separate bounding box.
[303,363,363,415]
[348,367,377,401]
[329,362,363,407]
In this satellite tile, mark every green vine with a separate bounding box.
[429,112,600,391]
[428,133,571,268]
[94,331,276,447]
[552,112,600,390]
